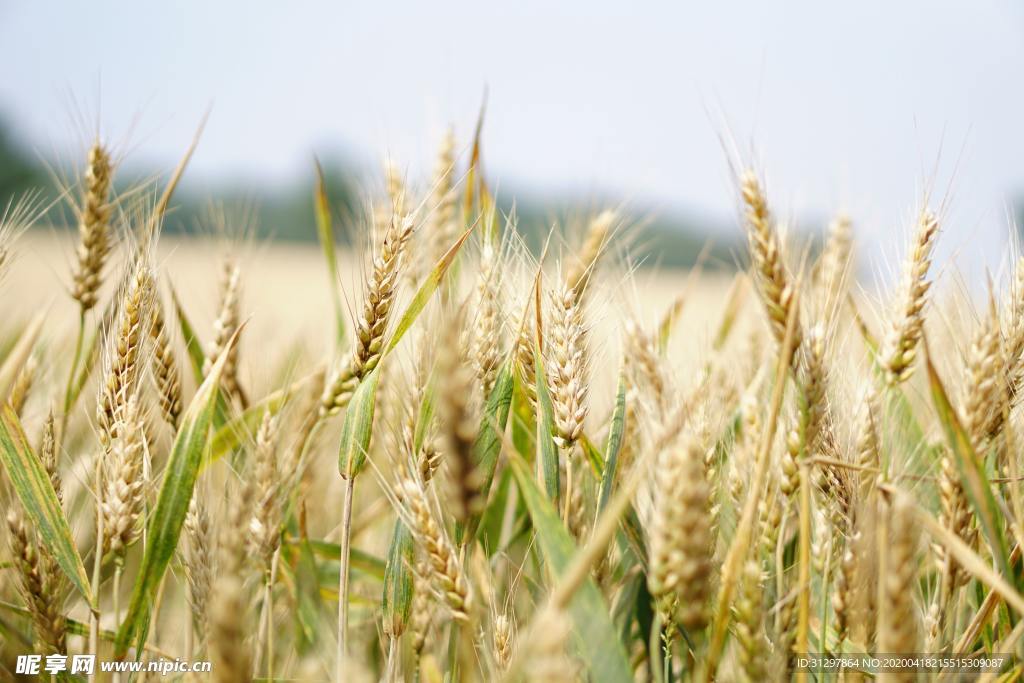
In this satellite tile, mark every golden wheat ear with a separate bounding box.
[209,480,255,683]
[395,477,473,622]
[739,169,802,354]
[96,260,154,450]
[646,434,713,633]
[880,209,940,385]
[70,142,115,313]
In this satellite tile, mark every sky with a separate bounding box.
[1,0,1023,276]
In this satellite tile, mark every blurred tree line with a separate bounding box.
[0,115,732,268]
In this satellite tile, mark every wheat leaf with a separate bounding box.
[508,451,632,683]
[314,159,346,345]
[114,328,239,656]
[338,366,380,480]
[597,371,628,515]
[924,340,1011,581]
[0,406,94,608]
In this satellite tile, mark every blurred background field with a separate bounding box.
[2,1,1024,282]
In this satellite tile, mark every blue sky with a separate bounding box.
[2,1,1022,273]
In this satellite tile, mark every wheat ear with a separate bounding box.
[7,352,36,417]
[204,256,246,406]
[472,237,505,397]
[566,209,617,303]
[740,169,802,353]
[646,435,712,632]
[880,209,940,385]
[249,410,282,576]
[549,281,589,451]
[321,214,416,415]
[97,261,153,449]
[397,477,473,621]
[71,142,115,312]
[877,493,921,682]
[962,296,1004,455]
[100,395,146,560]
[439,322,481,525]
[210,482,254,683]
[733,560,768,683]
[7,507,67,654]
[183,494,213,654]
[425,129,458,270]
[149,292,182,430]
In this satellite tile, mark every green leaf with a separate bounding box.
[206,370,318,464]
[384,224,476,358]
[472,361,514,502]
[597,372,628,516]
[295,539,386,580]
[114,331,238,656]
[412,375,437,454]
[291,531,329,653]
[534,338,560,505]
[381,520,414,637]
[508,451,633,683]
[925,343,1011,581]
[477,466,516,554]
[314,160,346,345]
[168,283,206,385]
[338,366,381,479]
[580,434,604,479]
[0,406,93,608]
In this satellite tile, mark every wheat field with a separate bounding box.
[0,127,1022,683]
